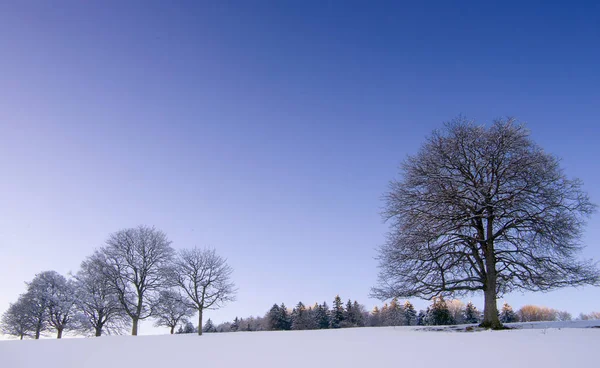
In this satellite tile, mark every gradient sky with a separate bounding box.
[1,1,599,335]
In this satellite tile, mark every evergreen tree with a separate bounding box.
[499,302,518,323]
[203,318,217,333]
[403,301,417,326]
[267,304,281,330]
[344,299,355,326]
[291,302,308,330]
[330,295,344,328]
[387,298,403,326]
[464,302,480,324]
[426,297,455,326]
[380,303,390,326]
[369,306,382,327]
[231,317,240,332]
[352,301,365,327]
[416,310,426,326]
[316,302,330,329]
[279,303,291,330]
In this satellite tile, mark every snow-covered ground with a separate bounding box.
[1,322,598,368]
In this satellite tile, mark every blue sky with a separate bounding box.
[1,1,599,333]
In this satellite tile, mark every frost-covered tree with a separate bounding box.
[352,301,366,327]
[446,300,465,325]
[464,302,479,324]
[73,253,128,336]
[231,317,240,332]
[291,302,309,330]
[99,226,175,335]
[169,247,236,336]
[28,271,78,338]
[426,297,454,326]
[385,298,403,326]
[416,310,426,326]
[176,321,196,334]
[153,290,195,334]
[315,302,330,329]
[372,118,598,329]
[0,296,36,339]
[330,295,344,328]
[369,306,382,327]
[203,318,216,333]
[499,302,518,323]
[403,301,417,326]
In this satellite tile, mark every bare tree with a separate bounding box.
[153,290,195,334]
[170,248,236,335]
[99,225,174,335]
[0,295,37,339]
[28,271,78,339]
[372,117,598,329]
[73,253,129,336]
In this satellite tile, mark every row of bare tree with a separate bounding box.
[0,226,236,338]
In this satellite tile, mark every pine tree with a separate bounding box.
[369,306,382,327]
[344,299,355,326]
[499,302,518,323]
[403,301,417,326]
[317,302,330,329]
[352,301,365,327]
[416,310,426,326]
[464,302,479,324]
[426,297,455,326]
[231,317,240,332]
[203,318,217,333]
[291,302,307,330]
[387,298,403,326]
[279,303,291,330]
[267,304,281,330]
[330,295,344,328]
[381,303,390,326]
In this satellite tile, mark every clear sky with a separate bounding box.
[1,1,599,335]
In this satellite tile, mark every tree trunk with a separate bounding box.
[170,326,175,334]
[95,326,102,337]
[480,248,502,329]
[20,334,24,340]
[197,309,203,336]
[131,317,139,336]
[35,324,41,339]
[57,328,63,339]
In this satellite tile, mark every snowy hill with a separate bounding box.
[1,324,598,368]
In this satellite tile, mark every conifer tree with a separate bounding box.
[291,302,308,330]
[369,306,382,327]
[330,295,344,328]
[352,301,365,327]
[345,299,355,326]
[203,318,217,333]
[403,301,417,326]
[279,303,291,330]
[316,302,330,329]
[464,302,480,324]
[231,317,240,332]
[499,302,519,323]
[387,298,403,326]
[426,297,455,326]
[416,310,426,326]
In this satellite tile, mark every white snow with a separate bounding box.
[1,323,598,367]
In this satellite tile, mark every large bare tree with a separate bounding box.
[99,225,174,335]
[170,248,236,335]
[372,117,598,328]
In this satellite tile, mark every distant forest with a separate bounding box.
[186,295,598,334]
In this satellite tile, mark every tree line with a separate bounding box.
[177,295,596,335]
[0,225,236,339]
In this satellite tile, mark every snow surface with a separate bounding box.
[1,324,598,368]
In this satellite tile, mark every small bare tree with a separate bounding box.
[372,117,598,329]
[99,225,174,335]
[170,248,236,335]
[153,290,195,334]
